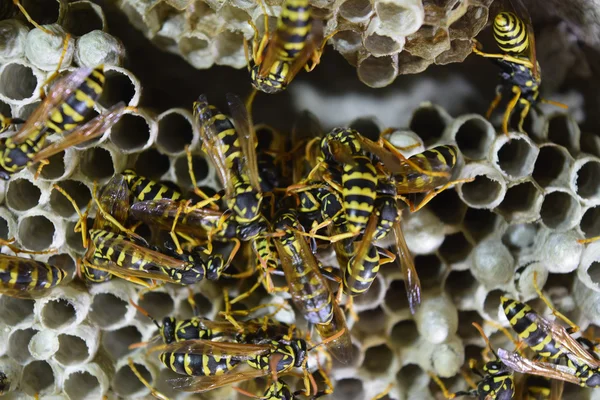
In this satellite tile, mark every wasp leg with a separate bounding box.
[305,30,340,72]
[52,184,92,249]
[427,372,458,399]
[40,32,71,97]
[502,86,522,137]
[471,41,534,69]
[0,237,56,255]
[486,89,503,120]
[372,383,393,400]
[518,98,531,133]
[541,98,569,109]
[13,0,53,35]
[33,158,50,180]
[532,271,579,334]
[185,145,219,208]
[406,177,475,213]
[380,138,449,178]
[128,358,170,400]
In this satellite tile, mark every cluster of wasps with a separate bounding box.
[0,0,585,398]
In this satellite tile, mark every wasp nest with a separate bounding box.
[115,0,493,87]
[0,0,597,399]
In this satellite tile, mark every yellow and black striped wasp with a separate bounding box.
[233,377,332,400]
[498,280,600,390]
[0,66,126,180]
[246,0,334,94]
[471,0,567,136]
[150,327,345,395]
[272,208,352,364]
[0,241,66,299]
[0,114,24,134]
[430,322,515,399]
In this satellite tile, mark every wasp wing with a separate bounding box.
[508,0,538,79]
[226,93,261,194]
[31,103,127,163]
[280,19,324,87]
[95,174,131,230]
[169,364,267,393]
[11,67,93,144]
[392,217,421,314]
[497,348,581,385]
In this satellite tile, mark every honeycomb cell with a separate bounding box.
[63,370,103,400]
[88,293,129,329]
[135,291,174,322]
[113,359,153,397]
[457,162,506,209]
[47,253,76,282]
[349,117,381,141]
[25,25,75,71]
[39,299,76,330]
[357,54,398,88]
[373,0,424,37]
[414,254,443,290]
[0,210,12,240]
[80,146,116,182]
[339,0,373,22]
[492,134,539,179]
[63,1,106,36]
[482,289,504,321]
[450,115,494,160]
[539,189,581,231]
[156,108,194,155]
[17,214,56,251]
[353,273,385,310]
[75,30,125,68]
[403,208,445,255]
[54,324,99,367]
[437,232,472,267]
[0,20,28,61]
[581,205,600,240]
[0,297,34,327]
[20,360,55,396]
[49,180,91,219]
[174,153,209,189]
[545,113,580,154]
[456,310,483,341]
[445,270,478,309]
[384,279,409,312]
[179,31,213,69]
[572,156,600,203]
[415,296,458,344]
[495,180,543,223]
[28,330,59,361]
[501,222,539,255]
[177,291,212,319]
[462,208,499,243]
[471,239,514,288]
[7,328,37,364]
[409,103,448,146]
[333,378,364,400]
[109,110,155,153]
[390,319,419,348]
[33,150,67,180]
[98,66,140,108]
[133,148,170,180]
[532,144,571,188]
[364,31,405,57]
[428,189,468,226]
[362,344,394,374]
[0,61,40,102]
[102,324,143,360]
[355,306,387,334]
[6,178,41,212]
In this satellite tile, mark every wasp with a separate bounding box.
[0,66,127,180]
[272,208,352,364]
[246,0,335,94]
[471,0,567,135]
[0,114,24,134]
[121,169,183,203]
[233,377,332,400]
[0,252,67,299]
[498,274,600,389]
[430,322,515,399]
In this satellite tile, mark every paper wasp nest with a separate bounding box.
[0,0,597,399]
[115,0,493,87]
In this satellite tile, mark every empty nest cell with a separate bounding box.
[6,178,41,212]
[33,150,66,180]
[112,361,152,397]
[177,292,212,318]
[384,279,409,312]
[532,145,570,188]
[437,232,472,266]
[494,136,538,179]
[452,116,494,160]
[0,61,39,102]
[357,54,398,88]
[546,113,579,153]
[88,292,129,328]
[79,146,115,181]
[573,158,600,201]
[355,306,387,334]
[109,111,153,153]
[39,298,77,330]
[65,218,91,252]
[0,211,10,240]
[462,208,498,243]
[457,164,505,209]
[339,0,373,22]
[539,189,581,231]
[414,254,444,290]
[444,270,478,307]
[17,214,55,251]
[20,360,55,396]
[64,370,102,400]
[156,109,194,154]
[390,319,419,348]
[428,189,467,226]
[7,328,37,364]
[47,253,76,281]
[333,378,364,400]
[98,67,138,108]
[362,344,394,374]
[50,179,91,219]
[482,289,504,321]
[62,1,105,36]
[0,297,34,326]
[174,153,209,190]
[55,333,92,366]
[495,181,543,223]
[135,291,174,321]
[580,206,600,240]
[133,148,170,180]
[409,104,447,146]
[102,325,143,360]
[349,117,381,141]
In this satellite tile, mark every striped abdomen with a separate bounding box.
[396,145,458,193]
[342,155,377,234]
[0,130,47,177]
[277,0,312,61]
[344,244,380,296]
[373,180,398,241]
[0,257,66,292]
[493,12,529,55]
[160,351,239,376]
[122,169,182,202]
[195,99,242,169]
[501,297,566,360]
[89,229,159,271]
[45,65,105,134]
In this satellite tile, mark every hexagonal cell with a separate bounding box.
[349,117,380,141]
[339,0,373,22]
[483,289,504,320]
[384,279,409,312]
[34,150,66,180]
[20,360,55,396]
[397,364,425,392]
[50,180,91,218]
[453,116,494,160]
[110,112,152,152]
[355,306,386,335]
[427,189,467,226]
[54,334,90,366]
[390,319,419,348]
[134,148,170,180]
[88,293,128,327]
[6,179,41,212]
[458,164,506,209]
[332,340,363,369]
[581,206,600,240]
[573,158,600,201]
[98,68,136,108]
[112,361,151,397]
[409,104,447,146]
[532,145,570,188]
[18,215,55,251]
[157,110,194,154]
[495,181,543,223]
[135,291,174,322]
[539,190,581,230]
[415,254,444,290]
[40,298,77,330]
[174,154,209,189]
[362,344,394,374]
[7,328,37,363]
[501,222,539,255]
[64,370,102,400]
[0,62,38,101]
[493,136,538,178]
[80,147,115,181]
[445,270,478,307]
[0,296,34,326]
[333,378,364,400]
[48,253,76,281]
[0,213,9,240]
[357,54,398,89]
[438,232,472,266]
[457,310,484,341]
[63,1,104,36]
[462,208,498,243]
[66,218,91,252]
[102,325,143,360]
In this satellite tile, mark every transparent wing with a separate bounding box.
[280,20,324,86]
[156,339,272,358]
[96,174,131,230]
[12,67,93,144]
[169,365,267,393]
[497,349,581,385]
[226,93,261,193]
[509,0,538,79]
[31,103,127,163]
[392,217,421,313]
